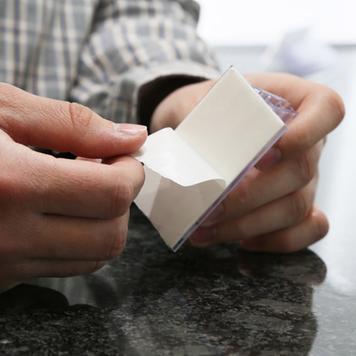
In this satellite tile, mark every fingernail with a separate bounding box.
[201,205,224,227]
[257,147,282,170]
[115,123,147,136]
[190,228,213,247]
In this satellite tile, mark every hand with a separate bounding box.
[151,73,344,253]
[0,83,147,289]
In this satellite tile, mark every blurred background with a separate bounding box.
[196,0,356,351]
[197,0,356,46]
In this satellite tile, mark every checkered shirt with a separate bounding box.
[0,0,219,123]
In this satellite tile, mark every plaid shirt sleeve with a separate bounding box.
[70,0,220,125]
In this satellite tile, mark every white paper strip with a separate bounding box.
[134,128,224,187]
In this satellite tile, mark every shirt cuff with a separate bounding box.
[111,61,220,125]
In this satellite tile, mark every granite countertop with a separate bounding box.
[1,206,355,356]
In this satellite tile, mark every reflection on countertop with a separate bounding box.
[1,207,355,355]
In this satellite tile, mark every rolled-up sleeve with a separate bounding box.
[70,0,220,124]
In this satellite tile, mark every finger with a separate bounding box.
[191,176,317,247]
[203,142,323,225]
[278,90,344,157]
[246,73,307,107]
[218,176,317,242]
[246,72,343,111]
[11,260,107,280]
[28,213,129,261]
[245,73,344,157]
[239,207,329,253]
[34,154,144,218]
[0,83,147,157]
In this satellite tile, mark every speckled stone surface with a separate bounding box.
[0,206,355,356]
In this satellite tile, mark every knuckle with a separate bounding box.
[68,102,94,130]
[318,85,345,124]
[289,192,309,222]
[0,82,18,100]
[295,153,314,186]
[313,211,329,240]
[109,180,134,217]
[331,93,346,127]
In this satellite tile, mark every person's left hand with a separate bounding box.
[150,73,345,253]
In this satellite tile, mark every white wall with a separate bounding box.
[196,0,356,46]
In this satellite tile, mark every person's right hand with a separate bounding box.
[0,83,147,289]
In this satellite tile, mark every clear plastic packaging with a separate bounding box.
[255,87,297,122]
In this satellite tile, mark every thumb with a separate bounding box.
[0,83,147,157]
